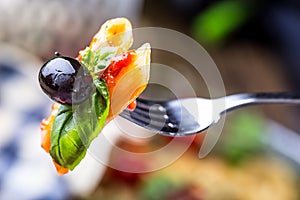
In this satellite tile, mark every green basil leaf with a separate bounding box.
[80,46,117,74]
[50,79,110,170]
[80,48,94,72]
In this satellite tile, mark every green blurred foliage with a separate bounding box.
[192,0,254,46]
[217,110,266,164]
[139,175,180,200]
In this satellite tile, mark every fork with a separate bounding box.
[120,92,300,136]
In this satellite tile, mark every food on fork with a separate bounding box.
[38,18,151,174]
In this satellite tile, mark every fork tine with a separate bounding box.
[120,109,151,127]
[121,99,181,133]
[135,98,168,113]
[120,108,179,133]
[134,99,171,121]
[133,107,166,121]
[134,98,153,110]
[120,98,203,135]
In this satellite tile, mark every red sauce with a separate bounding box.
[127,100,137,111]
[101,51,138,112]
[101,51,135,88]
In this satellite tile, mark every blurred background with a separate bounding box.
[1,0,300,199]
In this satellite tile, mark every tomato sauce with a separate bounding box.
[127,100,137,111]
[101,51,136,88]
[101,51,137,111]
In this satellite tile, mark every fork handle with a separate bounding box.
[220,92,300,112]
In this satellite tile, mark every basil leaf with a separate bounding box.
[50,79,110,170]
[80,46,117,74]
[80,48,94,72]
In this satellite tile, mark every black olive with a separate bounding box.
[39,56,93,105]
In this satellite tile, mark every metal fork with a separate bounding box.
[120,92,300,136]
